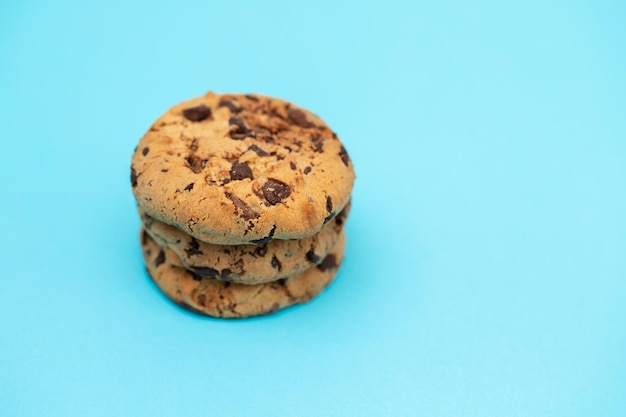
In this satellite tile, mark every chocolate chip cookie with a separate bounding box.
[131,92,355,245]
[140,203,349,284]
[141,228,346,318]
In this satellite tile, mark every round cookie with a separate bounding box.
[140,228,346,318]
[130,92,355,245]
[140,203,349,285]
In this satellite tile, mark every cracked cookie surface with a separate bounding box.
[141,228,346,318]
[131,92,355,245]
[140,203,349,284]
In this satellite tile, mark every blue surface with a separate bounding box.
[1,1,625,416]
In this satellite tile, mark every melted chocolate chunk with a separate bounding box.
[191,266,219,278]
[263,179,291,205]
[287,108,314,128]
[185,239,203,256]
[247,144,270,156]
[142,147,150,156]
[183,104,212,122]
[303,166,312,175]
[226,193,259,220]
[277,278,287,285]
[155,250,166,267]
[230,161,253,181]
[306,250,320,264]
[317,254,338,271]
[186,155,207,174]
[339,145,350,166]
[326,196,333,213]
[131,167,138,187]
[218,99,242,113]
[161,169,169,173]
[271,255,282,271]
[220,269,232,280]
[250,225,276,244]
[184,183,194,191]
[289,162,296,170]
[245,94,260,102]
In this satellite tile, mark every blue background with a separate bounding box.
[1,1,625,415]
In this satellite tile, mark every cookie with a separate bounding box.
[131,92,355,245]
[139,203,349,284]
[141,228,346,318]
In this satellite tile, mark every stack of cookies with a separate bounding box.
[130,92,355,318]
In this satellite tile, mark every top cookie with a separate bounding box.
[131,92,355,245]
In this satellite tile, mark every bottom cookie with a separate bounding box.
[140,229,346,318]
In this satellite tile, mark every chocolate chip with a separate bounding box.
[155,250,166,267]
[277,278,286,285]
[287,108,314,128]
[197,294,206,306]
[226,193,259,220]
[289,162,296,170]
[317,254,338,271]
[229,116,252,140]
[303,166,312,175]
[263,179,291,205]
[184,183,194,191]
[230,161,253,181]
[311,136,324,153]
[131,167,138,187]
[250,225,276,244]
[229,116,249,132]
[161,169,168,173]
[339,145,350,166]
[183,104,212,122]
[185,155,207,174]
[142,147,150,156]
[245,94,260,102]
[185,239,203,257]
[247,144,270,156]
[255,246,268,257]
[191,266,219,278]
[218,99,242,113]
[271,255,282,271]
[220,269,232,280]
[326,196,333,213]
[189,138,199,152]
[186,270,202,282]
[306,250,320,264]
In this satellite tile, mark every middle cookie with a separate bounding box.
[140,204,349,285]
